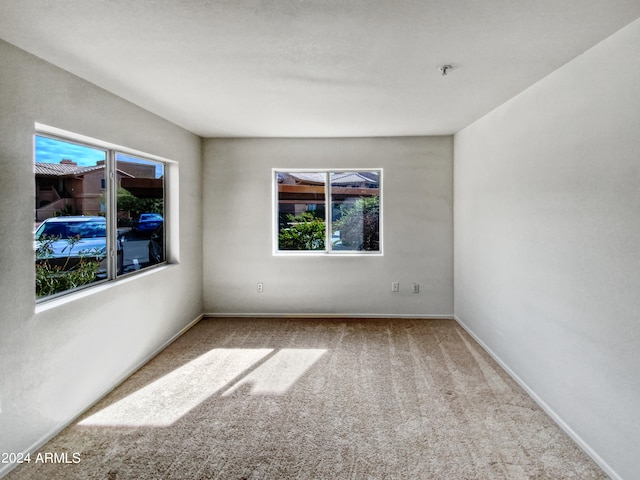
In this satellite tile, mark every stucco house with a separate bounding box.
[35,159,159,221]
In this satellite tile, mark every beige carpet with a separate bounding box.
[8,317,607,479]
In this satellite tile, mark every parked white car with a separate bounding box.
[35,216,123,277]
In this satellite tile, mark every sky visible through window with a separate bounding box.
[35,136,104,166]
[35,136,163,178]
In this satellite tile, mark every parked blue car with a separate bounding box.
[132,213,163,236]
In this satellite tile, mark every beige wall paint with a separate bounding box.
[0,40,203,472]
[454,18,640,480]
[202,137,453,317]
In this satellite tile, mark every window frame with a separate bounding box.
[273,168,383,256]
[34,125,172,303]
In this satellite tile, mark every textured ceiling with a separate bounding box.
[1,1,639,137]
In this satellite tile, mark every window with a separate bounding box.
[35,133,166,300]
[275,170,381,254]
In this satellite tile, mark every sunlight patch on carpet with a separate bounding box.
[78,348,273,427]
[221,348,327,396]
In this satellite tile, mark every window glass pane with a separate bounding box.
[35,135,108,298]
[330,171,380,252]
[116,153,165,274]
[277,172,326,251]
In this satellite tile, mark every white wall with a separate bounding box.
[454,19,640,480]
[0,40,203,474]
[203,137,453,317]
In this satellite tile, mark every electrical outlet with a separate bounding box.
[257,282,263,293]
[412,283,420,294]
[392,282,400,292]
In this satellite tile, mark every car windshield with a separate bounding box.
[37,220,106,239]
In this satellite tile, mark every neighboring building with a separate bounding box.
[35,159,158,221]
[277,171,379,218]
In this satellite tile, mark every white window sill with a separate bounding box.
[35,263,174,314]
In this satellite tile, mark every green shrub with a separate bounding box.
[118,187,163,218]
[35,235,103,298]
[278,212,326,250]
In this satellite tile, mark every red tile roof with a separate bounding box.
[34,162,103,176]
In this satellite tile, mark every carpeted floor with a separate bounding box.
[7,317,608,479]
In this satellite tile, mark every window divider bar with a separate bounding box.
[106,150,118,279]
[325,172,331,253]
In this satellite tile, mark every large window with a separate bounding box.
[275,170,381,254]
[35,133,166,300]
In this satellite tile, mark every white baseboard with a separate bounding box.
[203,312,455,319]
[0,313,203,479]
[453,315,621,480]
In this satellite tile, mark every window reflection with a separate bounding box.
[277,172,326,251]
[34,135,168,299]
[35,136,108,297]
[116,153,165,275]
[330,171,380,252]
[275,170,381,253]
